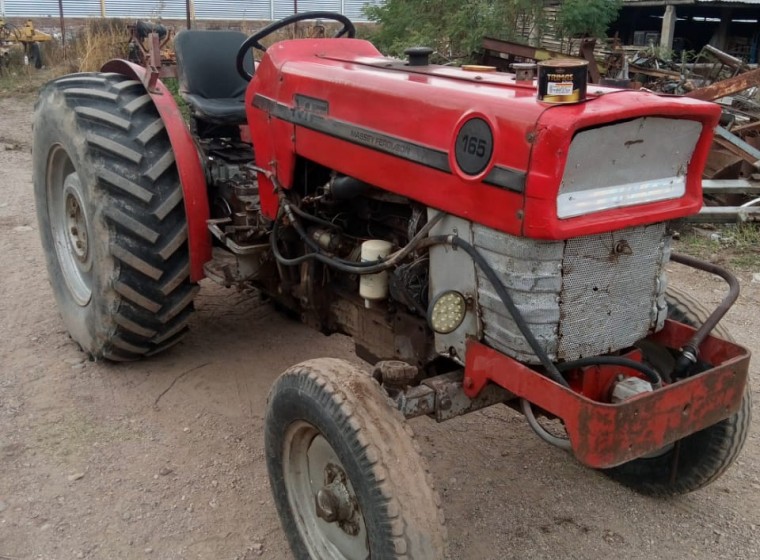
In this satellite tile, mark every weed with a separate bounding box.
[74,19,130,72]
[163,77,191,122]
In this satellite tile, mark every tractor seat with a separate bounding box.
[174,30,254,126]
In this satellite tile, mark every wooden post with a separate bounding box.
[58,0,65,61]
[186,0,192,29]
[660,5,676,55]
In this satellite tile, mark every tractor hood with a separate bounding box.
[247,39,720,240]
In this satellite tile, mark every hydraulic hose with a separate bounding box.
[557,356,662,387]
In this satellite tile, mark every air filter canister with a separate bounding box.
[537,59,588,104]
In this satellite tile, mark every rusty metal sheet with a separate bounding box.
[713,126,760,169]
[686,66,760,101]
[463,320,749,468]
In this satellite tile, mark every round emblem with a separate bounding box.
[454,118,494,176]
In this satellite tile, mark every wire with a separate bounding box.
[272,200,444,274]
[521,399,572,451]
[289,203,342,230]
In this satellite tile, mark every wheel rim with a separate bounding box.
[47,145,93,306]
[283,421,369,560]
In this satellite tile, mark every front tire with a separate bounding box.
[33,73,198,361]
[605,286,751,496]
[265,358,446,559]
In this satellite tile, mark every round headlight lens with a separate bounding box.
[428,291,467,334]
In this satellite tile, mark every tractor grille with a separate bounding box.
[473,223,670,364]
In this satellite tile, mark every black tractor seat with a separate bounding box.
[174,30,254,126]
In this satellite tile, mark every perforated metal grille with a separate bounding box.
[474,223,669,363]
[558,223,669,360]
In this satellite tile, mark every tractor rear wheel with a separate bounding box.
[265,358,446,559]
[33,73,198,361]
[604,285,751,496]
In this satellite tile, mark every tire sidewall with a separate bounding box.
[33,83,119,355]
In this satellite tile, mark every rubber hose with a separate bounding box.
[521,399,572,451]
[556,356,662,387]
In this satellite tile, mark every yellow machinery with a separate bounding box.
[0,19,53,70]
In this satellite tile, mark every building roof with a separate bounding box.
[1,0,383,22]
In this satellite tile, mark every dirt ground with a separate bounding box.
[1,92,760,560]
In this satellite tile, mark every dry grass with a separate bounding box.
[73,19,130,72]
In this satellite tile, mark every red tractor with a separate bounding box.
[32,12,751,559]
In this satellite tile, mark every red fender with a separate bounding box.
[101,59,211,282]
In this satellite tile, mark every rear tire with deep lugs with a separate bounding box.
[33,72,197,361]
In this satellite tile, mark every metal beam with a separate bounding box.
[702,179,760,195]
[689,207,760,223]
[686,66,760,101]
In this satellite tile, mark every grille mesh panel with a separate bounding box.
[558,223,668,359]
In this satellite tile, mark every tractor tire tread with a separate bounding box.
[39,73,197,360]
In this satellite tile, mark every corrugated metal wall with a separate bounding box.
[2,0,382,22]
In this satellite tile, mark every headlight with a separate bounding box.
[557,177,686,219]
[557,117,701,219]
[428,291,467,334]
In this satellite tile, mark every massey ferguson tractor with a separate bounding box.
[32,12,751,559]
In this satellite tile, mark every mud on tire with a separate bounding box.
[33,72,198,361]
[266,358,447,559]
[604,286,751,496]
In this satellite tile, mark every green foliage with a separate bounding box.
[555,0,621,39]
[162,77,190,122]
[364,0,543,63]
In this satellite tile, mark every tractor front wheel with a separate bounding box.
[604,286,751,496]
[33,73,198,361]
[265,358,446,559]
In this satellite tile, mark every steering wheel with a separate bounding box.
[236,11,356,81]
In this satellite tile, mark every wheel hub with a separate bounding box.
[47,146,94,307]
[314,464,360,536]
[283,423,369,559]
[64,190,88,261]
